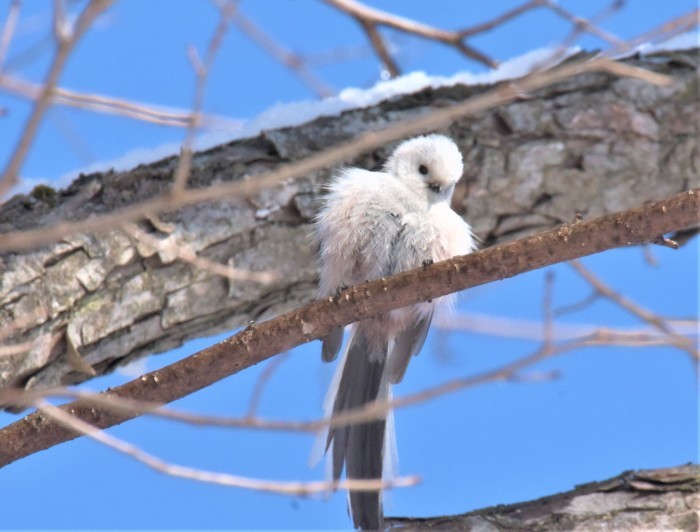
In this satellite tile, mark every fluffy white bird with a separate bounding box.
[315,134,476,530]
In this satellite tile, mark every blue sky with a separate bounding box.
[0,1,697,529]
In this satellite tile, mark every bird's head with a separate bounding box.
[384,134,464,202]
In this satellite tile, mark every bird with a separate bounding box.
[314,134,476,530]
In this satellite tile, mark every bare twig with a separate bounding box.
[324,0,635,78]
[0,74,242,128]
[540,0,625,48]
[171,1,235,195]
[0,55,674,253]
[458,1,542,38]
[569,260,698,358]
[0,0,21,73]
[230,6,334,98]
[436,312,698,342]
[0,0,113,200]
[542,271,555,350]
[246,353,289,418]
[554,291,601,318]
[0,188,697,467]
[357,16,398,77]
[530,0,625,71]
[324,0,497,74]
[34,399,418,495]
[611,9,699,56]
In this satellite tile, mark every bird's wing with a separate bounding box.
[387,311,433,384]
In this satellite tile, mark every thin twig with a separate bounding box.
[230,6,334,98]
[436,312,698,342]
[358,17,398,77]
[246,353,289,418]
[34,399,418,495]
[0,0,113,200]
[541,0,625,48]
[610,9,699,56]
[0,0,21,73]
[325,0,635,78]
[569,260,698,358]
[530,0,626,71]
[324,0,497,74]
[553,291,601,318]
[542,271,555,351]
[171,1,235,195]
[458,0,542,38]
[0,74,242,129]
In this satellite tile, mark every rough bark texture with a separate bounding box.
[0,49,697,392]
[2,188,696,465]
[387,464,699,531]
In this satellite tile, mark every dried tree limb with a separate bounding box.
[171,0,235,195]
[34,398,418,495]
[0,0,21,72]
[619,10,699,54]
[541,0,625,48]
[0,0,114,199]
[0,74,242,128]
[324,0,497,71]
[323,0,635,76]
[569,260,698,358]
[436,312,698,342]
[230,5,334,97]
[0,187,697,467]
[0,50,696,394]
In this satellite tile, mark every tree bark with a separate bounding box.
[387,464,699,531]
[0,49,697,392]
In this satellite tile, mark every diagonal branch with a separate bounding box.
[324,0,497,73]
[0,188,697,468]
[0,0,21,73]
[34,399,418,495]
[171,0,236,195]
[230,5,334,97]
[0,55,673,253]
[0,0,114,199]
[324,0,633,76]
[0,74,243,128]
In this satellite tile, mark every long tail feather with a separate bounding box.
[326,326,389,530]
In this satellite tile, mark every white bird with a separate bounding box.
[314,134,476,530]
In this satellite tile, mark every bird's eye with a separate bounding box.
[418,164,429,175]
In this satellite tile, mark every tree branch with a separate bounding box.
[0,0,114,199]
[0,188,697,467]
[0,50,695,394]
[387,464,699,531]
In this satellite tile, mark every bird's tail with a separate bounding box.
[325,325,391,530]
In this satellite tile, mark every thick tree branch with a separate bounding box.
[0,188,697,467]
[387,464,699,531]
[0,50,695,394]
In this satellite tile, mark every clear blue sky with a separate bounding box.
[0,1,697,529]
